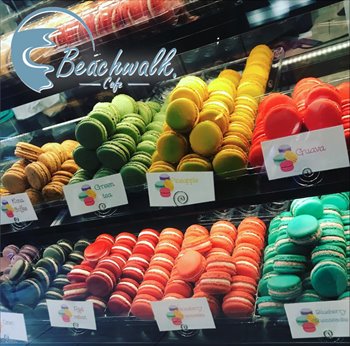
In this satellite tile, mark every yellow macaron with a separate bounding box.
[169,85,203,109]
[208,78,236,98]
[156,131,189,164]
[218,69,241,88]
[177,76,208,101]
[148,161,176,172]
[199,108,229,134]
[207,90,235,113]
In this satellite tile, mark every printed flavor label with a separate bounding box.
[151,298,216,332]
[261,126,349,180]
[0,193,38,225]
[0,312,28,342]
[285,300,350,339]
[63,174,128,216]
[146,172,215,207]
[46,300,96,330]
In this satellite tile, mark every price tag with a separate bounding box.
[0,312,28,342]
[146,172,215,207]
[0,193,38,225]
[284,300,350,339]
[261,126,349,180]
[46,300,96,330]
[63,174,128,216]
[151,298,215,332]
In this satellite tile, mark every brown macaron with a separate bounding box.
[41,143,67,163]
[61,160,79,174]
[1,165,29,193]
[15,142,44,162]
[25,161,51,190]
[25,188,43,205]
[42,182,65,201]
[52,171,74,185]
[38,151,61,174]
[61,140,79,159]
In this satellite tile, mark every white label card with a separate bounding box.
[63,174,128,216]
[151,298,216,332]
[261,126,349,180]
[284,300,350,339]
[46,300,96,330]
[0,312,28,342]
[146,172,215,207]
[0,193,38,225]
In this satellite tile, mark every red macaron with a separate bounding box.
[192,291,221,317]
[86,295,107,317]
[143,265,170,286]
[95,233,115,247]
[67,265,92,283]
[159,228,184,245]
[230,275,258,295]
[154,240,180,259]
[222,290,255,317]
[86,268,116,297]
[84,241,111,263]
[132,240,155,259]
[115,278,139,298]
[198,271,231,295]
[137,280,164,300]
[176,249,206,283]
[138,229,160,246]
[130,293,158,320]
[233,256,260,281]
[121,264,145,283]
[206,255,236,275]
[114,232,137,248]
[63,282,88,300]
[149,253,175,272]
[96,256,122,279]
[108,290,132,316]
[126,254,150,270]
[164,279,193,298]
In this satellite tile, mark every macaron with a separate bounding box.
[108,290,132,316]
[112,94,138,116]
[120,161,148,187]
[257,296,286,317]
[16,278,43,306]
[156,131,188,164]
[198,271,231,295]
[286,215,322,245]
[130,293,157,320]
[86,268,116,297]
[177,153,212,171]
[75,117,108,149]
[290,197,324,219]
[8,259,32,283]
[63,282,88,300]
[176,250,206,282]
[222,290,255,317]
[273,254,307,274]
[97,141,130,171]
[73,145,101,172]
[206,255,236,275]
[267,274,302,301]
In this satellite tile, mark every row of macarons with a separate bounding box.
[256,194,350,317]
[0,238,91,315]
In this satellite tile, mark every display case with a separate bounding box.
[0,1,349,345]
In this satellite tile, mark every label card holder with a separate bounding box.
[63,174,128,216]
[146,172,215,207]
[261,126,349,180]
[151,298,216,332]
[46,299,96,330]
[0,312,28,342]
[284,300,350,339]
[0,193,37,225]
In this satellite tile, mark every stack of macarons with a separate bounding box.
[214,45,273,178]
[257,193,349,317]
[73,96,163,188]
[1,140,79,204]
[0,238,88,317]
[249,78,349,169]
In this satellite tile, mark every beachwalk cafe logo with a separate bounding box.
[11,7,177,93]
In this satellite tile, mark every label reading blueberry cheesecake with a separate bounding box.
[46,300,96,330]
[261,126,349,180]
[63,174,128,216]
[151,298,216,332]
[146,172,215,207]
[0,193,38,225]
[0,312,28,342]
[285,300,350,339]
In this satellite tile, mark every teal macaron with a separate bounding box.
[290,197,324,219]
[286,215,321,245]
[273,254,307,274]
[97,141,130,171]
[115,122,141,143]
[136,140,157,155]
[263,244,277,261]
[296,289,322,302]
[267,274,302,302]
[262,258,275,275]
[75,117,108,149]
[267,228,280,245]
[256,296,286,317]
[120,161,148,188]
[319,227,346,250]
[322,204,343,221]
[302,273,312,289]
[269,215,281,232]
[311,259,347,298]
[73,145,101,172]
[341,210,350,225]
[275,232,307,255]
[338,291,350,300]
[279,211,293,223]
[112,94,138,116]
[258,271,279,296]
[320,193,349,210]
[311,244,346,266]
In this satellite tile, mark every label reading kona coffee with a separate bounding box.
[47,300,96,330]
[63,174,128,216]
[151,298,216,332]
[0,312,28,342]
[261,126,349,180]
[285,300,350,339]
[0,193,37,225]
[146,172,215,207]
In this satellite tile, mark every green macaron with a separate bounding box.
[112,94,138,115]
[121,115,146,134]
[75,117,108,149]
[93,101,121,122]
[97,141,130,171]
[88,107,118,137]
[74,239,91,252]
[258,271,279,296]
[120,161,148,188]
[36,258,60,280]
[130,152,152,167]
[152,112,166,122]
[141,130,160,143]
[93,167,117,179]
[146,121,163,133]
[275,232,307,255]
[73,145,101,172]
[43,244,66,264]
[137,101,153,124]
[115,123,141,143]
[146,101,162,113]
[110,133,137,154]
[8,259,32,283]
[136,140,157,155]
